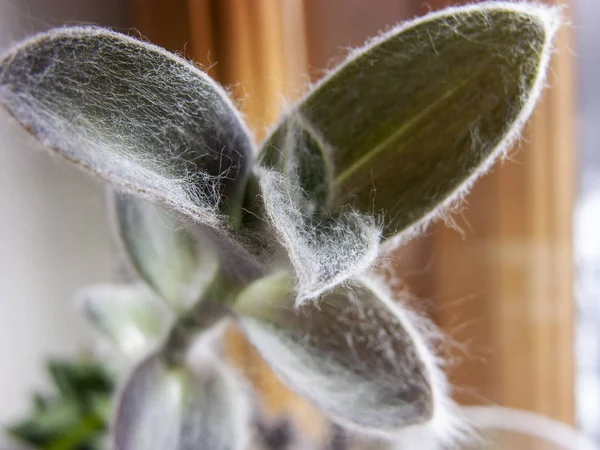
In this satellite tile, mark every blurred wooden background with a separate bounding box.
[131,0,576,436]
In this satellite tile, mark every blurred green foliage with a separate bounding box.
[7,359,114,450]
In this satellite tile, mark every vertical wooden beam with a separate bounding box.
[426,0,576,423]
[131,0,191,54]
[494,1,576,421]
[211,0,293,138]
[187,0,218,77]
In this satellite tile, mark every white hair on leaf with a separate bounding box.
[112,346,250,450]
[355,276,471,448]
[235,272,467,447]
[0,4,567,449]
[261,2,562,254]
[258,169,381,304]
[0,26,255,230]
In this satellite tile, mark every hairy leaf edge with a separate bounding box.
[0,26,257,229]
[260,2,562,254]
[343,276,469,444]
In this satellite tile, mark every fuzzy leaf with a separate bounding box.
[113,193,219,309]
[235,273,450,433]
[259,171,380,302]
[0,27,254,228]
[113,353,247,450]
[262,3,559,246]
[79,283,172,356]
[261,116,332,214]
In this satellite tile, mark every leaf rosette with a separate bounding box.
[0,3,560,448]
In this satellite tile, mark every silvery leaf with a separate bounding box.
[0,27,254,228]
[235,273,452,434]
[113,193,218,310]
[259,170,380,303]
[113,352,247,450]
[79,283,172,357]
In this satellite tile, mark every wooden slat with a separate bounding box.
[496,2,575,421]
[131,0,191,54]
[187,0,218,77]
[211,0,292,138]
[426,0,576,424]
[212,0,259,126]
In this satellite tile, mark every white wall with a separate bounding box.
[0,0,129,444]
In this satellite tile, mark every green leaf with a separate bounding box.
[46,412,105,450]
[47,360,113,408]
[113,353,248,450]
[10,407,106,450]
[7,359,113,450]
[0,27,254,228]
[113,193,219,309]
[8,400,81,447]
[234,273,453,434]
[261,3,559,246]
[33,393,50,412]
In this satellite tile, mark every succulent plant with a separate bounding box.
[0,2,570,449]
